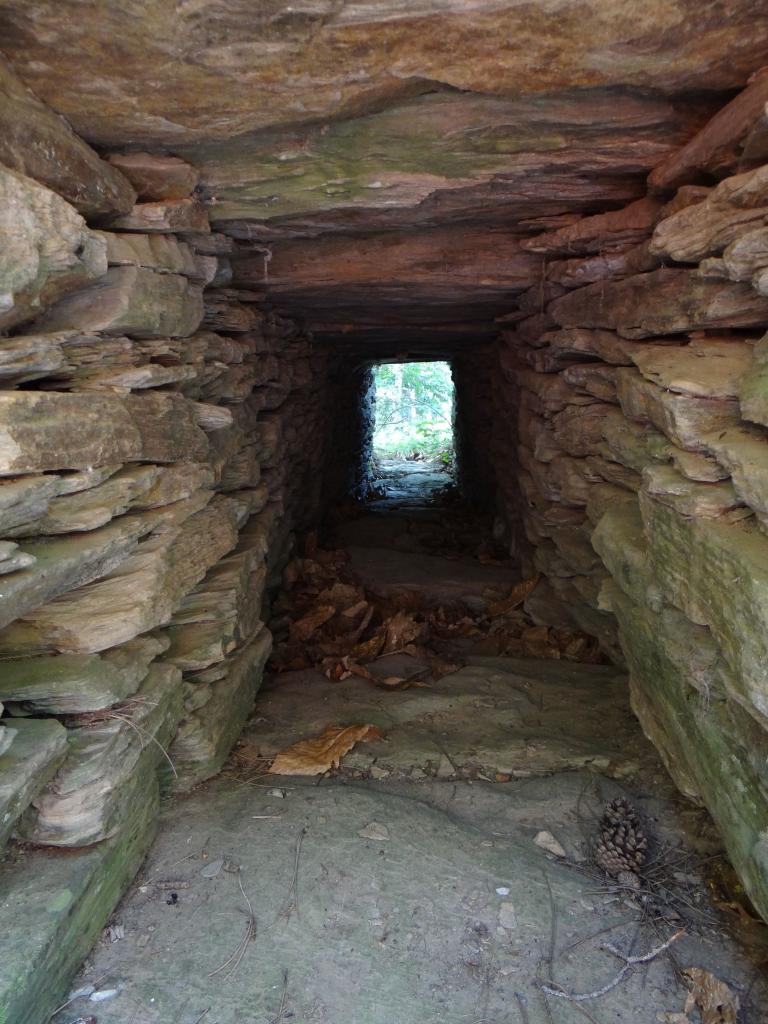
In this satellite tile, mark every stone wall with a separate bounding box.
[4,49,768,1019]
[486,90,768,921]
[0,73,345,1022]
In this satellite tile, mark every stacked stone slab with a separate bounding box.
[488,85,768,921]
[0,64,343,1024]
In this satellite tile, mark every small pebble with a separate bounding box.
[200,858,224,879]
[533,830,566,858]
[496,886,510,896]
[358,821,390,841]
[90,988,119,1003]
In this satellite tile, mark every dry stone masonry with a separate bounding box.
[0,58,354,1023]
[485,81,768,924]
[2,13,768,1022]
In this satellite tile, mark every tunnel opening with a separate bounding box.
[369,359,456,507]
[2,12,768,1022]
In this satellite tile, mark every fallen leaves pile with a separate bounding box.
[267,534,604,687]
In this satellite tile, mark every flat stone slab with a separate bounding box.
[51,774,767,1024]
[245,656,655,780]
[0,785,158,1024]
[345,545,513,610]
[0,718,68,849]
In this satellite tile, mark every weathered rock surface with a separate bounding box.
[169,627,270,790]
[0,497,239,655]
[0,167,107,330]
[33,265,204,338]
[630,338,755,398]
[605,581,768,923]
[0,514,154,631]
[522,198,662,255]
[617,368,740,450]
[649,70,768,191]
[0,57,136,217]
[650,165,768,262]
[21,664,183,847]
[641,493,768,724]
[3,2,761,150]
[0,391,208,475]
[0,718,68,850]
[110,199,210,235]
[0,783,158,1024]
[235,226,539,328]
[193,90,694,231]
[550,268,768,337]
[106,152,198,200]
[0,635,168,714]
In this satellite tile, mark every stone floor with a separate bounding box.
[52,481,768,1024]
[368,457,452,509]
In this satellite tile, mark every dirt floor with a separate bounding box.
[54,464,768,1024]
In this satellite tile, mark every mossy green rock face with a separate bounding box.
[0,782,158,1024]
[640,493,768,725]
[20,664,183,847]
[184,90,689,226]
[168,627,272,791]
[605,582,768,922]
[0,718,68,851]
[591,498,663,611]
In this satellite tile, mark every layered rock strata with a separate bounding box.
[487,135,768,921]
[0,117,343,1024]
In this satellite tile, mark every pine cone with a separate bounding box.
[593,797,648,878]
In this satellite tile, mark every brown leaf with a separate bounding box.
[682,968,740,1024]
[351,628,386,662]
[289,604,336,642]
[342,598,369,619]
[268,724,383,776]
[348,661,374,680]
[348,602,375,643]
[383,610,424,653]
[487,574,541,617]
[282,559,302,586]
[318,582,363,611]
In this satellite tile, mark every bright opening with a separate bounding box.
[371,361,455,503]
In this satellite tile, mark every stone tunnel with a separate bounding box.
[2,4,768,1021]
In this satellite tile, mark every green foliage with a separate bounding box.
[372,361,454,463]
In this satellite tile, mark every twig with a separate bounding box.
[270,970,289,1024]
[280,827,306,920]
[191,1010,210,1024]
[514,992,531,1024]
[208,872,256,980]
[46,974,110,1021]
[108,710,178,778]
[540,930,684,1002]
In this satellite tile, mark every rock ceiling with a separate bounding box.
[2,0,768,347]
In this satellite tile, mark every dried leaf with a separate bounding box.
[351,628,386,662]
[282,559,302,586]
[289,604,335,642]
[487,574,541,616]
[318,582,362,611]
[268,724,383,776]
[682,968,740,1024]
[348,661,374,680]
[383,610,423,653]
[342,599,369,619]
